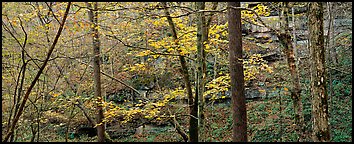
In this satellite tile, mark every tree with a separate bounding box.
[161,2,196,142]
[2,2,72,142]
[195,2,206,142]
[197,4,218,141]
[327,2,338,65]
[86,2,105,142]
[308,2,330,142]
[277,2,305,141]
[228,2,247,142]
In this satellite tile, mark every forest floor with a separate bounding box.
[9,45,351,142]
[61,59,352,142]
[113,91,351,142]
[38,91,352,142]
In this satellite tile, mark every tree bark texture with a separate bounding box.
[161,2,197,142]
[196,2,207,141]
[278,2,305,141]
[2,3,71,142]
[228,2,247,142]
[308,2,330,142]
[325,3,334,132]
[86,2,105,142]
[291,6,298,66]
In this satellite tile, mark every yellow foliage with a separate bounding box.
[204,54,273,102]
[49,91,62,98]
[241,4,270,25]
[136,50,152,57]
[284,87,289,91]
[258,89,266,93]
[102,87,185,124]
[129,63,147,72]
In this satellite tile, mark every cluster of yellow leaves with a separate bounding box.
[204,54,273,101]
[148,17,196,56]
[241,4,270,25]
[243,54,273,81]
[204,74,230,100]
[254,4,270,17]
[149,37,175,51]
[49,91,63,98]
[208,23,229,53]
[147,16,229,57]
[127,63,147,72]
[102,88,185,124]
[136,50,152,57]
[151,17,168,27]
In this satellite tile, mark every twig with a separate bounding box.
[229,6,280,35]
[68,57,144,97]
[167,109,189,142]
[104,34,195,61]
[2,19,41,69]
[176,114,198,120]
[327,66,351,75]
[3,2,72,142]
[46,2,61,24]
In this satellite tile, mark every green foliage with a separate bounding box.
[146,135,156,142]
[329,77,352,142]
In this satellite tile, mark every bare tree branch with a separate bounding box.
[104,34,195,61]
[2,19,41,69]
[3,2,72,142]
[228,6,280,35]
[64,56,144,98]
[46,2,61,24]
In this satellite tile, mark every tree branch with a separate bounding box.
[65,56,144,98]
[228,6,280,35]
[104,34,195,61]
[3,2,72,142]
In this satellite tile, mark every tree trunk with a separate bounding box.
[327,3,337,65]
[308,2,330,142]
[86,2,105,142]
[278,2,305,141]
[228,2,247,142]
[161,2,197,142]
[196,2,207,141]
[2,2,71,142]
[292,6,298,66]
[325,2,334,137]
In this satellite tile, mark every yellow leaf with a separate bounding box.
[284,87,288,91]
[258,89,266,93]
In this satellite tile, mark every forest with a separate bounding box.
[1,2,352,142]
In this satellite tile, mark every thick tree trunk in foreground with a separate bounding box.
[278,2,305,141]
[228,2,247,142]
[308,2,330,142]
[86,2,105,142]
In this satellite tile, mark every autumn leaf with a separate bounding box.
[284,87,289,91]
[258,89,266,93]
